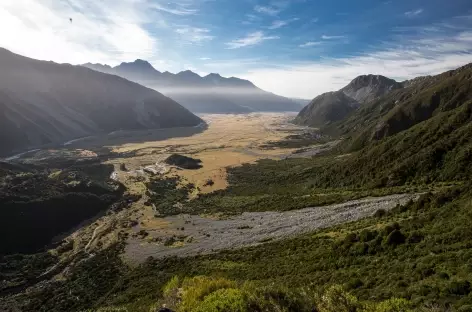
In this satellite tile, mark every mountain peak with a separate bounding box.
[205,73,222,78]
[83,62,112,69]
[349,74,397,86]
[341,74,402,104]
[176,70,201,78]
[116,59,159,73]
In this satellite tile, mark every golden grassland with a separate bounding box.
[107,113,300,194]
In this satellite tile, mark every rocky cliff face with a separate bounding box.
[341,74,403,104]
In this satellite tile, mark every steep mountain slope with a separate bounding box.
[82,60,301,113]
[334,63,472,150]
[0,49,202,156]
[295,74,402,127]
[341,74,403,103]
[294,91,360,127]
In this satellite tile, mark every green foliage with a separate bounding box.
[178,276,237,312]
[193,288,246,312]
[370,298,412,312]
[0,252,58,291]
[162,276,180,297]
[146,177,195,215]
[19,243,126,312]
[317,285,361,312]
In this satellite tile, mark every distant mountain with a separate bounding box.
[82,60,301,113]
[294,91,360,127]
[295,74,402,127]
[290,98,311,107]
[0,49,202,156]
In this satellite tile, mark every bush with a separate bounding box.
[374,209,387,218]
[178,276,237,312]
[372,298,412,312]
[194,288,246,312]
[317,285,361,312]
[447,280,471,295]
[359,229,378,242]
[385,230,406,246]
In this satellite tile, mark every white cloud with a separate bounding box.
[199,57,211,60]
[405,9,423,17]
[268,18,299,29]
[322,35,346,40]
[0,0,160,65]
[226,31,279,49]
[175,27,214,43]
[238,29,472,98]
[268,20,289,29]
[151,3,197,15]
[254,0,291,16]
[299,41,322,48]
[254,5,280,16]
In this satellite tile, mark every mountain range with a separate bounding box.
[0,49,202,156]
[82,60,302,113]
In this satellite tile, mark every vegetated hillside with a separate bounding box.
[295,74,402,127]
[0,160,124,255]
[0,48,202,156]
[294,91,360,127]
[334,63,472,150]
[82,60,301,113]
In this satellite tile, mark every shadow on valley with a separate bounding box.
[0,160,124,255]
[59,123,208,153]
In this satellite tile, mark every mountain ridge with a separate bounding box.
[82,60,301,113]
[294,73,402,127]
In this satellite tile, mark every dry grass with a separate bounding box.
[107,113,300,194]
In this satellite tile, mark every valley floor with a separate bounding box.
[66,112,340,262]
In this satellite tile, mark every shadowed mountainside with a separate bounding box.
[294,91,360,127]
[0,48,203,156]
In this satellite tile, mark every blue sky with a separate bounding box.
[1,0,472,98]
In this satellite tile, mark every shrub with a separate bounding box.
[372,298,412,312]
[383,223,400,236]
[178,276,237,312]
[359,229,378,242]
[194,288,246,312]
[317,285,361,312]
[406,232,424,244]
[385,230,406,246]
[374,209,387,218]
[447,280,471,296]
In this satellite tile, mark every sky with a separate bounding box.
[1,0,472,99]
